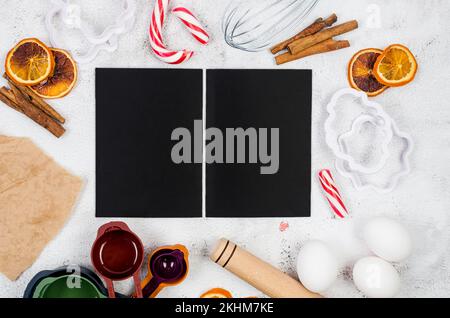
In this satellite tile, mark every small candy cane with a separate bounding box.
[149,0,192,64]
[318,169,349,218]
[172,6,209,45]
[149,0,208,64]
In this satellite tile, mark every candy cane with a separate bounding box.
[172,6,209,45]
[149,0,208,64]
[318,169,349,218]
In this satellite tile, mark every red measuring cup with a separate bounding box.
[91,222,144,298]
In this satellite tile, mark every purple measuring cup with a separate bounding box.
[138,245,189,298]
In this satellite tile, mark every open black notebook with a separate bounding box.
[96,68,311,218]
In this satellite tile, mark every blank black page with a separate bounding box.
[96,68,202,217]
[206,69,311,218]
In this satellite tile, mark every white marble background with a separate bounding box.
[0,0,449,298]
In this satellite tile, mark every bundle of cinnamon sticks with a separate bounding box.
[0,74,65,138]
[271,14,358,65]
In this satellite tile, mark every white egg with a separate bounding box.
[296,240,339,293]
[353,256,400,298]
[363,216,412,262]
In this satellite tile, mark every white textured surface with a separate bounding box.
[0,0,449,298]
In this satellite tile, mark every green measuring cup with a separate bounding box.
[32,275,107,298]
[24,266,125,298]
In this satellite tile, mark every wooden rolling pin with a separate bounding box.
[210,238,321,298]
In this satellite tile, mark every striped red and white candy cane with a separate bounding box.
[318,169,349,218]
[149,0,208,64]
[172,6,209,45]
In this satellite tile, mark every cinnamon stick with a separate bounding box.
[275,39,350,65]
[270,14,338,54]
[288,20,358,55]
[0,86,65,138]
[3,73,65,124]
[0,88,22,113]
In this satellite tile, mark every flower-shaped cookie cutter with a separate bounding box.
[325,88,394,174]
[335,116,414,193]
[45,0,136,64]
[324,88,413,193]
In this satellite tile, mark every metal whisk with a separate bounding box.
[222,0,320,52]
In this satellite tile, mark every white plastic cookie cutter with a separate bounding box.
[45,0,136,64]
[325,88,395,174]
[335,120,413,193]
[337,114,393,174]
[324,88,413,193]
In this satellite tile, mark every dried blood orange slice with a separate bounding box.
[5,38,55,85]
[30,48,77,99]
[374,44,417,87]
[348,48,387,97]
[200,288,233,298]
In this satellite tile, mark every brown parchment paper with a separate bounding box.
[0,136,82,280]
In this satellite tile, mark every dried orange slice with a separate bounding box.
[200,288,233,298]
[5,38,55,85]
[348,48,387,97]
[374,44,417,87]
[30,48,77,99]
